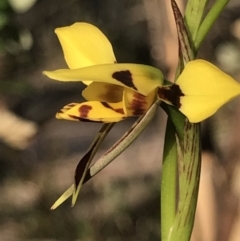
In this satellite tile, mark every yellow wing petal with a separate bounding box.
[82,82,123,102]
[44,63,164,96]
[177,59,240,122]
[56,101,126,123]
[55,22,116,69]
[123,88,156,116]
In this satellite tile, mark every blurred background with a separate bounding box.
[0,0,240,240]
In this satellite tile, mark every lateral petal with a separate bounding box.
[82,82,123,102]
[43,63,164,96]
[56,101,126,123]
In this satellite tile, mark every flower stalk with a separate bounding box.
[160,0,231,241]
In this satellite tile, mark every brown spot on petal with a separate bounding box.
[79,105,92,118]
[112,70,137,90]
[158,84,184,109]
[99,85,123,102]
[101,102,111,109]
[115,108,124,114]
[130,92,147,116]
[101,102,124,114]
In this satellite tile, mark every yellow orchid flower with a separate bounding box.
[44,22,162,122]
[44,22,240,123]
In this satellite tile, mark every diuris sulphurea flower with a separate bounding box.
[44,22,162,123]
[44,23,240,123]
[44,22,240,123]
[43,22,240,209]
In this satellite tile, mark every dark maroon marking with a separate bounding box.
[112,70,137,90]
[115,108,124,114]
[101,102,124,114]
[75,141,98,188]
[171,0,193,62]
[100,84,122,102]
[129,92,147,116]
[101,102,113,109]
[69,115,102,123]
[158,84,184,109]
[78,105,92,118]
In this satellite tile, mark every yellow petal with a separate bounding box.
[82,82,123,102]
[177,59,240,122]
[55,22,116,69]
[56,101,126,123]
[44,63,164,96]
[123,88,156,116]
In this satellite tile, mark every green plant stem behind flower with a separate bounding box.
[185,0,230,51]
[160,0,230,241]
[184,0,209,46]
[160,119,178,241]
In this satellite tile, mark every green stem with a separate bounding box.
[168,123,201,241]
[161,1,203,241]
[184,0,209,43]
[161,119,178,240]
[195,0,230,49]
